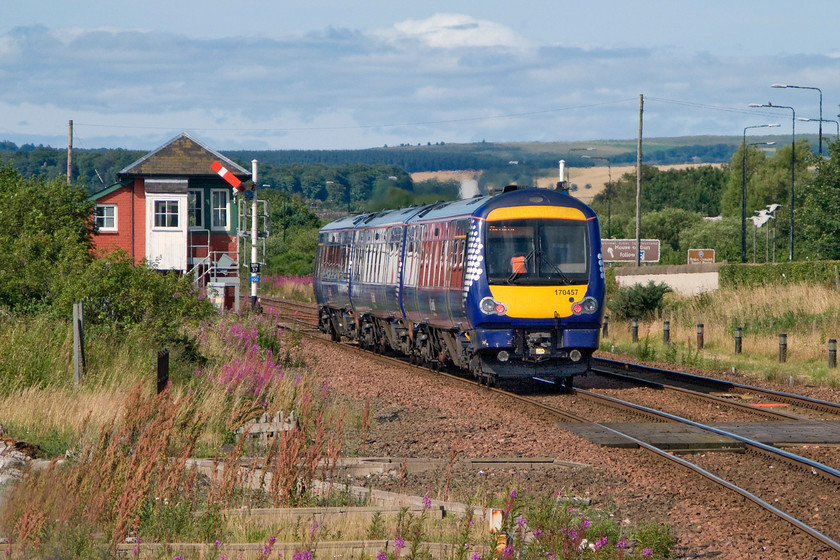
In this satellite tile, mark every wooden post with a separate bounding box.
[157,349,170,393]
[778,334,787,363]
[829,339,837,369]
[602,315,609,338]
[735,327,742,354]
[663,321,670,343]
[73,300,85,386]
[631,318,638,343]
[696,323,704,350]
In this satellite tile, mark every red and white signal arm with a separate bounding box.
[211,160,254,197]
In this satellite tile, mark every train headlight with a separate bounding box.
[570,349,582,362]
[480,296,507,315]
[572,296,598,315]
[497,350,510,362]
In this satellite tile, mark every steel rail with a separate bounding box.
[270,299,840,552]
[594,357,840,416]
[591,366,804,421]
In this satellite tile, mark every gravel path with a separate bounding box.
[305,338,840,560]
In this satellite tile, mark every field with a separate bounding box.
[412,163,722,204]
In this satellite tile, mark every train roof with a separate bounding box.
[318,187,595,233]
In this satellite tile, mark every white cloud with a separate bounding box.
[385,13,531,49]
[0,12,836,151]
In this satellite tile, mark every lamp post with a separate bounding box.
[741,124,780,263]
[798,117,840,142]
[567,147,594,189]
[750,102,796,261]
[773,84,822,156]
[582,154,613,237]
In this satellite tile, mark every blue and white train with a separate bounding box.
[313,185,605,387]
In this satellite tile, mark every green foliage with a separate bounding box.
[634,337,657,361]
[366,511,386,540]
[719,260,840,288]
[265,227,320,276]
[0,164,95,312]
[608,281,672,320]
[798,140,840,259]
[54,250,217,344]
[678,216,742,263]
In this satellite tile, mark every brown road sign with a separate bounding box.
[602,239,660,263]
[687,249,715,265]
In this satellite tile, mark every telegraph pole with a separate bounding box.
[67,120,73,184]
[635,94,643,266]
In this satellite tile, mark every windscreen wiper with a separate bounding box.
[536,251,572,284]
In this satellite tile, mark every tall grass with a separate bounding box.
[0,289,679,558]
[261,275,315,302]
[605,282,840,386]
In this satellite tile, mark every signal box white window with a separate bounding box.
[154,200,179,228]
[188,189,203,229]
[211,189,230,230]
[94,204,117,232]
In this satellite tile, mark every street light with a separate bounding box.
[798,117,840,142]
[741,124,780,263]
[567,147,595,190]
[582,154,613,237]
[773,84,822,156]
[750,102,796,261]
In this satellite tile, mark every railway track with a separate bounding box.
[259,298,840,554]
[592,357,840,421]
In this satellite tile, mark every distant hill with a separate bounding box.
[0,134,815,193]
[229,134,809,173]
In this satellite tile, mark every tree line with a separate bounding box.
[4,136,840,275]
[590,139,838,264]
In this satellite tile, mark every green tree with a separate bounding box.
[798,140,840,259]
[642,165,726,215]
[678,216,742,263]
[642,208,704,264]
[0,165,94,312]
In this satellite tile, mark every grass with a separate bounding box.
[0,282,677,559]
[603,281,840,387]
[260,275,315,302]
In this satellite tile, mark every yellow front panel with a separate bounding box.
[486,206,588,222]
[488,284,588,318]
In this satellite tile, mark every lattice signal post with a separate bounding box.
[213,159,261,309]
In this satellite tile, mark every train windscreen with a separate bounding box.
[485,219,589,285]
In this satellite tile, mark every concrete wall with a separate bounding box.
[612,263,723,296]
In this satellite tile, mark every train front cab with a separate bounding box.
[466,192,605,387]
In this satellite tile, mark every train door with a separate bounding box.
[447,220,469,323]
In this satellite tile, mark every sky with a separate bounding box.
[2,1,840,152]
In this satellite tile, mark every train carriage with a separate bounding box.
[314,185,605,387]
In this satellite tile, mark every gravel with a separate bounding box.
[304,338,840,560]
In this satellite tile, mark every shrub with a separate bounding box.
[607,281,672,320]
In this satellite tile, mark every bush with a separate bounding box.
[719,260,840,288]
[607,281,672,320]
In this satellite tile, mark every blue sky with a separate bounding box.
[2,1,840,151]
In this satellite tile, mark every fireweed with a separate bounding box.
[0,313,346,557]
